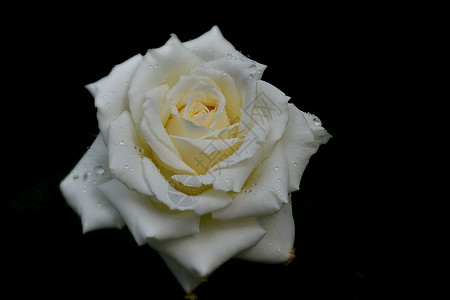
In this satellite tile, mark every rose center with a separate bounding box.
[186,98,218,127]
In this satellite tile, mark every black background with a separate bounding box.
[5,3,398,299]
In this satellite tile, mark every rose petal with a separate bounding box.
[172,80,290,193]
[160,254,204,293]
[170,135,241,174]
[148,214,266,278]
[140,157,198,211]
[98,179,200,245]
[193,189,233,215]
[86,54,142,144]
[107,111,154,195]
[140,86,196,174]
[183,25,236,62]
[165,109,213,139]
[60,135,125,233]
[128,34,202,129]
[282,105,331,193]
[301,111,332,145]
[236,201,295,263]
[190,65,242,127]
[211,142,289,220]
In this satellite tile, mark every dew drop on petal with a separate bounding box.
[274,166,279,171]
[119,140,125,146]
[313,117,322,126]
[94,165,105,175]
[293,162,298,167]
[276,178,281,183]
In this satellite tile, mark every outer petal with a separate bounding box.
[86,54,142,144]
[107,111,153,196]
[183,25,237,62]
[282,105,332,193]
[98,179,200,245]
[60,135,125,233]
[212,142,289,220]
[149,215,266,278]
[160,254,203,293]
[236,201,295,264]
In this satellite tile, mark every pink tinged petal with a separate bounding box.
[140,86,196,174]
[236,201,295,264]
[98,179,200,246]
[107,111,153,196]
[128,34,202,127]
[85,54,142,145]
[282,105,331,193]
[183,25,236,62]
[60,135,125,233]
[212,142,289,221]
[149,215,266,278]
[160,254,203,293]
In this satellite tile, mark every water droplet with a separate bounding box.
[94,165,105,175]
[293,163,298,167]
[110,91,114,96]
[225,178,230,183]
[218,169,223,176]
[97,201,104,207]
[277,189,282,193]
[86,171,92,177]
[119,140,125,146]
[154,64,159,69]
[129,167,134,172]
[269,242,273,246]
[124,165,129,170]
[274,166,279,171]
[276,178,281,183]
[265,225,269,228]
[270,187,274,192]
[277,248,282,252]
[313,117,322,126]
[72,174,79,180]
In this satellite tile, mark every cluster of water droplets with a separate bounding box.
[71,163,106,194]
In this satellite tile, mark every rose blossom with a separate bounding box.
[60,26,331,295]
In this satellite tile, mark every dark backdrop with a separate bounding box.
[5,4,393,299]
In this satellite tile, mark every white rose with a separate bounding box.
[60,26,330,295]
